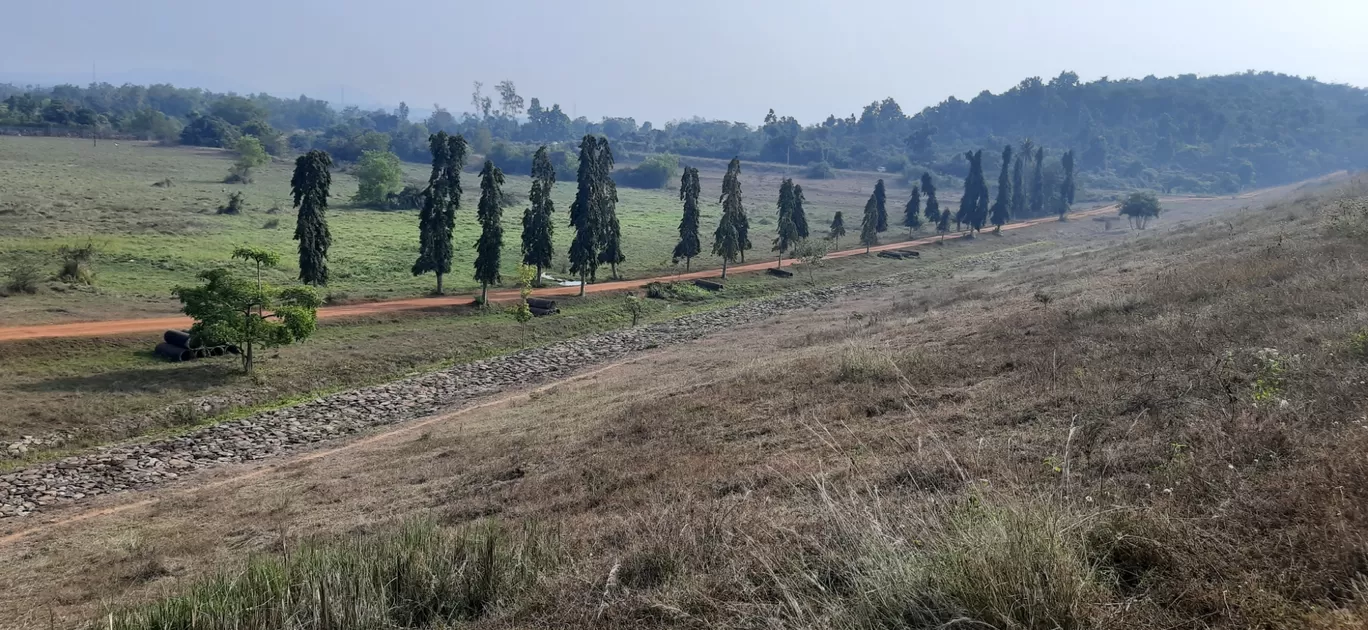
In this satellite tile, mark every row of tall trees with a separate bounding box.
[281,134,1096,301]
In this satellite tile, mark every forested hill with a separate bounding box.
[886,72,1368,192]
[2,71,1365,193]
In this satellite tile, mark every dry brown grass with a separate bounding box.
[4,176,1368,629]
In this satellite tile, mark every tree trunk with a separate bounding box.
[611,262,619,280]
[685,258,691,273]
[777,253,782,269]
[721,259,728,279]
[436,272,444,295]
[535,264,543,288]
[579,272,586,296]
[481,282,488,305]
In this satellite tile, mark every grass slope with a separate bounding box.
[4,176,1367,629]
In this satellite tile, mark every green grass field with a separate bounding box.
[0,137,868,324]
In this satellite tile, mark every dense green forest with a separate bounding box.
[2,71,1365,193]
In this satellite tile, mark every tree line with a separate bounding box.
[5,71,1362,194]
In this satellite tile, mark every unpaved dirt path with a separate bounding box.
[0,206,1120,342]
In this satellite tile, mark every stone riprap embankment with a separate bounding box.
[1,278,895,518]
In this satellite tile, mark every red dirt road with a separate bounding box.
[0,201,1172,342]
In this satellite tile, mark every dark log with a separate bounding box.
[155,343,194,362]
[163,329,195,348]
[526,297,558,310]
[766,268,794,278]
[530,306,559,317]
[894,249,921,257]
[209,346,226,357]
[694,279,725,291]
[225,344,241,355]
[877,251,904,260]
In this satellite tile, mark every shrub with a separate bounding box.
[807,161,836,179]
[383,185,424,210]
[614,153,679,189]
[4,264,42,294]
[353,150,403,208]
[218,192,245,215]
[1327,195,1368,241]
[644,281,710,302]
[101,520,559,630]
[57,241,98,285]
[225,136,269,184]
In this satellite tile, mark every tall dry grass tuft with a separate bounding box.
[101,520,558,630]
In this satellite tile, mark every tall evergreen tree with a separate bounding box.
[520,146,556,286]
[473,160,505,304]
[792,184,810,238]
[904,185,923,232]
[874,179,889,232]
[860,193,879,253]
[1011,153,1027,219]
[1042,168,1060,221]
[1059,149,1077,220]
[921,172,940,226]
[961,149,989,233]
[1029,147,1045,217]
[595,137,625,279]
[672,166,702,271]
[957,152,975,231]
[773,178,800,267]
[291,149,333,286]
[713,157,747,278]
[828,211,846,246]
[413,132,468,294]
[990,145,1013,232]
[567,135,600,295]
[936,207,951,242]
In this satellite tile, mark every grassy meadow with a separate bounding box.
[0,137,875,324]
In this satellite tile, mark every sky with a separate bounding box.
[4,0,1367,125]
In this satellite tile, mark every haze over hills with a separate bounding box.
[3,71,1366,194]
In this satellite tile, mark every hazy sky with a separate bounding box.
[4,0,1367,125]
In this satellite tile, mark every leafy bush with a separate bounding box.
[807,161,835,179]
[224,136,269,184]
[4,264,42,295]
[218,191,245,215]
[614,153,679,189]
[382,185,424,211]
[57,241,98,285]
[644,281,710,302]
[353,150,403,208]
